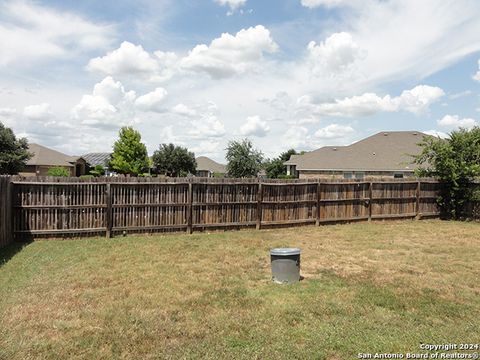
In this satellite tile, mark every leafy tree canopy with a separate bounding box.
[47,166,70,177]
[226,139,263,178]
[415,127,480,219]
[152,143,196,177]
[265,149,297,179]
[109,127,149,176]
[0,122,32,175]
[89,164,106,177]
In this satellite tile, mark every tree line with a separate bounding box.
[1,121,480,219]
[0,123,299,179]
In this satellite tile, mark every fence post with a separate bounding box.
[368,182,373,221]
[105,183,112,238]
[416,180,421,220]
[256,182,263,230]
[187,182,193,234]
[316,182,321,226]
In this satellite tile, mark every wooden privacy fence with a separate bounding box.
[0,176,13,247]
[9,178,442,240]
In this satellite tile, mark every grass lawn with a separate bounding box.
[0,220,479,359]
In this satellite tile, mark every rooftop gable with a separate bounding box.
[286,131,429,171]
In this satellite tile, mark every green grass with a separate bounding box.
[1,220,479,359]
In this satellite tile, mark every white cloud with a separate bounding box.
[307,32,363,75]
[343,1,480,84]
[87,41,177,82]
[157,126,182,146]
[214,0,247,11]
[0,108,17,117]
[23,103,52,121]
[297,85,444,117]
[283,125,311,149]
[171,103,197,117]
[0,108,18,127]
[314,123,354,139]
[423,130,449,139]
[437,114,477,129]
[72,76,137,128]
[0,1,114,66]
[180,25,278,78]
[191,140,221,156]
[239,115,270,137]
[449,90,472,100]
[190,115,226,138]
[135,88,168,112]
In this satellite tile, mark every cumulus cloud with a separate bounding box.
[0,108,17,118]
[437,114,477,129]
[0,1,114,66]
[190,115,226,138]
[0,108,18,127]
[239,115,270,137]
[307,32,363,75]
[87,41,177,82]
[171,103,197,117]
[297,85,444,117]
[135,88,168,112]
[191,140,221,156]
[314,123,354,139]
[23,103,52,121]
[72,76,137,128]
[180,25,278,78]
[283,126,311,149]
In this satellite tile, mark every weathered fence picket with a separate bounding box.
[0,176,13,248]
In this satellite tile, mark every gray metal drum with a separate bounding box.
[270,248,301,284]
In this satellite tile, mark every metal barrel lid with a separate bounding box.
[270,248,301,256]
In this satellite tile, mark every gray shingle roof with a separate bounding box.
[26,143,79,167]
[82,153,111,167]
[196,156,226,173]
[285,131,430,171]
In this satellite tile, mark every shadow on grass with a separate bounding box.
[0,240,31,268]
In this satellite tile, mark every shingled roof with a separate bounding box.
[196,156,226,173]
[82,153,111,167]
[285,131,430,171]
[27,143,80,167]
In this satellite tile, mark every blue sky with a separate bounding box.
[1,0,480,161]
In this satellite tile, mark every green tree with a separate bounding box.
[226,139,263,178]
[152,143,196,177]
[0,122,32,174]
[265,149,297,178]
[415,127,480,219]
[109,127,149,176]
[47,166,70,177]
[89,165,105,177]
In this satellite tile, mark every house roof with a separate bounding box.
[82,153,111,167]
[196,156,226,173]
[285,131,430,172]
[26,143,80,167]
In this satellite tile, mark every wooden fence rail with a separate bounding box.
[6,177,445,241]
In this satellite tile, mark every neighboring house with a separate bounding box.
[20,143,87,177]
[196,156,226,177]
[82,153,113,175]
[285,131,430,180]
